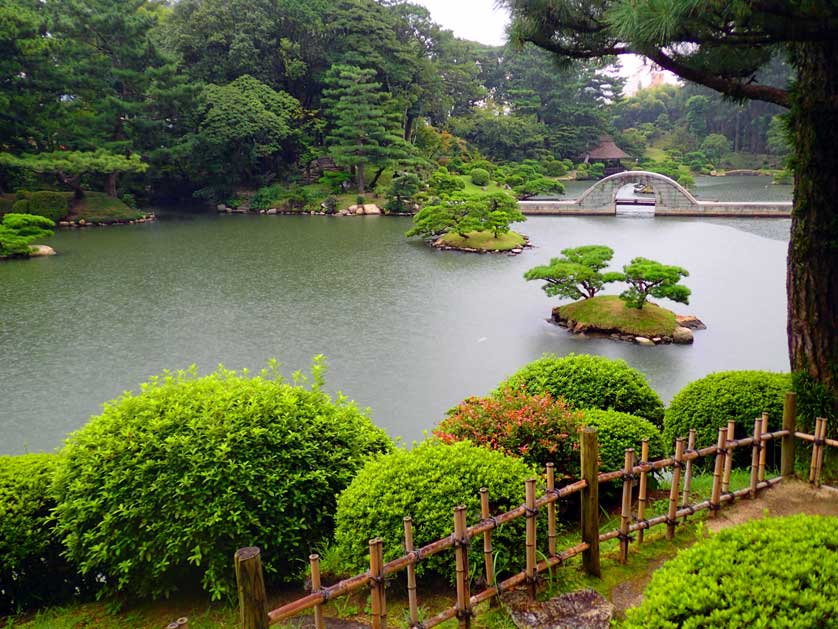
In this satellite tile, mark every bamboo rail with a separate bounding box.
[234,411,832,629]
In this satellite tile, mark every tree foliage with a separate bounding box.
[406,191,524,239]
[524,245,623,300]
[620,257,690,309]
[0,213,55,257]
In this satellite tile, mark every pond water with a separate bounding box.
[0,176,792,455]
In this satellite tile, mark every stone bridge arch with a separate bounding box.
[575,171,699,212]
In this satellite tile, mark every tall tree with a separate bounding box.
[503,0,838,414]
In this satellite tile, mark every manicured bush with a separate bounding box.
[52,360,392,600]
[12,191,70,222]
[496,354,664,425]
[334,441,536,583]
[580,409,665,472]
[469,167,490,186]
[541,158,568,177]
[434,387,583,477]
[428,168,466,198]
[623,515,838,628]
[0,454,91,614]
[663,371,792,451]
[0,213,55,257]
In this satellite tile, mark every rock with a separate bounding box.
[652,337,662,343]
[510,248,523,254]
[337,210,348,216]
[58,221,70,227]
[362,203,382,215]
[661,336,673,343]
[504,589,614,629]
[266,208,277,215]
[78,219,86,226]
[216,204,227,212]
[29,245,56,257]
[635,336,655,346]
[676,314,707,330]
[673,326,694,344]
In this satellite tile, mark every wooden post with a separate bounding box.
[176,619,188,629]
[580,428,600,577]
[809,417,821,484]
[234,547,269,629]
[369,538,386,629]
[637,439,649,545]
[681,429,696,519]
[758,412,769,482]
[403,518,419,627]
[721,420,736,493]
[750,417,762,498]
[814,418,827,487]
[453,505,471,629]
[479,489,495,598]
[710,427,727,518]
[619,448,635,564]
[666,438,685,540]
[781,392,797,478]
[310,554,325,629]
[525,478,537,601]
[546,464,557,558]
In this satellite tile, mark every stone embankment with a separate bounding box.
[57,213,156,227]
[217,203,384,216]
[552,311,706,346]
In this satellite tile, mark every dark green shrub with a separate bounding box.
[434,387,584,477]
[496,354,664,425]
[541,159,568,177]
[470,167,490,186]
[0,454,91,614]
[623,515,838,628]
[52,360,392,601]
[580,409,665,472]
[428,168,466,198]
[467,159,495,177]
[663,371,792,451]
[334,441,535,583]
[513,176,565,199]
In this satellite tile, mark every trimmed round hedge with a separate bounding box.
[663,371,792,450]
[580,409,665,473]
[0,453,91,614]
[334,440,536,583]
[623,515,838,628]
[470,167,490,186]
[496,354,664,425]
[53,362,392,600]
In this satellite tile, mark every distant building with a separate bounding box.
[583,136,630,176]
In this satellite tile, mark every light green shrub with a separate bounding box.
[623,515,838,628]
[580,409,665,472]
[53,360,392,600]
[496,354,664,425]
[470,167,490,186]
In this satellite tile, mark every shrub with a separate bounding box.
[52,360,392,600]
[470,167,490,186]
[541,159,568,177]
[623,515,838,628]
[428,168,466,198]
[334,441,535,583]
[467,159,495,177]
[434,388,584,477]
[663,371,792,451]
[0,213,55,257]
[10,191,70,222]
[0,454,91,614]
[496,354,664,425]
[580,409,665,472]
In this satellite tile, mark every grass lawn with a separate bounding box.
[643,146,667,162]
[438,229,525,251]
[71,192,144,222]
[456,175,505,194]
[558,295,677,337]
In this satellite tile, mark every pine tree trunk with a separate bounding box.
[106,172,118,198]
[788,41,838,413]
[369,166,385,189]
[357,162,366,194]
[59,172,84,199]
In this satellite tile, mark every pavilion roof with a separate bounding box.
[585,136,630,160]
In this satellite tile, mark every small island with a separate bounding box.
[435,229,528,253]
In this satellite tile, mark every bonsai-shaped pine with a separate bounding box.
[0,213,55,257]
[524,245,623,300]
[385,172,421,214]
[406,191,523,240]
[620,257,690,309]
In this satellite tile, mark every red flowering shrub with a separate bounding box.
[434,387,584,478]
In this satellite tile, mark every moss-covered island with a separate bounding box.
[552,295,701,345]
[435,229,528,253]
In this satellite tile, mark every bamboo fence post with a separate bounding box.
[710,427,727,518]
[479,489,495,601]
[234,547,269,629]
[618,448,635,564]
[781,392,797,478]
[525,478,538,601]
[546,464,557,558]
[666,438,685,540]
[167,623,178,629]
[721,420,736,493]
[403,518,419,627]
[637,439,650,545]
[310,554,325,629]
[681,429,696,520]
[369,538,386,629]
[758,412,769,482]
[453,505,471,629]
[809,418,822,484]
[580,428,601,577]
[750,417,762,498]
[814,418,827,487]
[176,619,188,629]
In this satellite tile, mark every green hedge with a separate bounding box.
[334,441,535,583]
[52,360,392,600]
[663,371,792,452]
[496,354,664,425]
[0,453,91,614]
[623,515,838,628]
[11,191,70,222]
[470,167,490,186]
[580,409,665,473]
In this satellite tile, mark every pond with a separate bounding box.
[0,176,792,455]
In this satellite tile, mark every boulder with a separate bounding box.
[504,589,614,629]
[58,221,71,227]
[266,208,277,215]
[676,314,707,330]
[635,336,655,346]
[216,204,227,212]
[362,203,382,215]
[673,326,694,344]
[29,245,56,257]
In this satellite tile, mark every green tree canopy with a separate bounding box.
[406,191,524,240]
[525,245,623,300]
[0,213,55,257]
[620,257,690,309]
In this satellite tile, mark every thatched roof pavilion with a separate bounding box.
[584,136,629,175]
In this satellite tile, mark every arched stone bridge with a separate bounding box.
[520,170,791,217]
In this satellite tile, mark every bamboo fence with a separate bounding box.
[234,392,834,629]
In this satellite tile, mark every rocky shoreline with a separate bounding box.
[217,202,388,217]
[57,213,157,228]
[551,309,706,345]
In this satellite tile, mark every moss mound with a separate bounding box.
[437,229,525,251]
[557,295,677,337]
